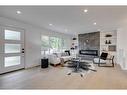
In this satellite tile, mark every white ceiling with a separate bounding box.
[0,6,127,35]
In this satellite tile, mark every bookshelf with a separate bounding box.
[100,31,117,62]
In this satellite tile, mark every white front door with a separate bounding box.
[0,26,25,74]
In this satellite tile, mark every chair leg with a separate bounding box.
[112,59,114,67]
[93,59,101,67]
[98,58,101,67]
[98,63,100,67]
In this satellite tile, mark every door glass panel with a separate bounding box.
[5,44,21,53]
[5,56,20,67]
[5,29,20,40]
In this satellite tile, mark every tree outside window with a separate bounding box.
[41,35,68,54]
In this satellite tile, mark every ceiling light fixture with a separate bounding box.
[16,11,21,14]
[49,24,53,26]
[93,22,97,25]
[84,9,88,13]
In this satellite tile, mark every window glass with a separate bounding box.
[41,35,69,54]
[5,44,21,53]
[5,56,20,67]
[5,29,20,40]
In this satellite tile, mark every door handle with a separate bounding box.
[22,48,25,53]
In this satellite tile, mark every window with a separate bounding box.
[5,29,20,40]
[41,35,50,55]
[5,56,20,67]
[41,35,69,55]
[62,39,68,50]
[49,37,62,53]
[5,44,21,53]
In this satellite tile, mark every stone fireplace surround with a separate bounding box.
[78,31,100,60]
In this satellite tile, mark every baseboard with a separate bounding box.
[121,67,127,70]
[25,64,40,69]
[119,63,127,70]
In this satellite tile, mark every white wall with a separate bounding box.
[0,17,72,68]
[117,28,127,70]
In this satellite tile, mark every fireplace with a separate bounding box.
[78,32,100,54]
[79,50,98,56]
[79,50,98,60]
[78,32,100,60]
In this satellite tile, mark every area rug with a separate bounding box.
[64,60,96,78]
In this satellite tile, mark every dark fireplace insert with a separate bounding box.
[79,50,98,56]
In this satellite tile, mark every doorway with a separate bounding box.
[0,26,25,74]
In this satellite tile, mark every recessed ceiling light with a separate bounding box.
[49,24,53,26]
[93,22,97,25]
[16,11,21,14]
[84,9,88,13]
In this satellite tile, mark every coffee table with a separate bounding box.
[66,58,97,77]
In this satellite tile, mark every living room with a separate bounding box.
[0,5,127,90]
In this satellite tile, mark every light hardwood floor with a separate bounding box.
[0,64,127,89]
